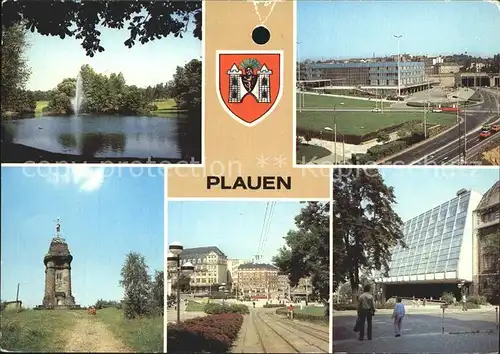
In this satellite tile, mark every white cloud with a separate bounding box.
[44,166,105,192]
[71,166,105,192]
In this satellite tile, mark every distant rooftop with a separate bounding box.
[308,61,424,69]
[181,246,227,258]
[238,263,279,271]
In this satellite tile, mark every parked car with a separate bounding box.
[372,108,382,113]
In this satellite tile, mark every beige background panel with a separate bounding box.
[167,0,330,198]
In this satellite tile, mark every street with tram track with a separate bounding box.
[231,308,330,353]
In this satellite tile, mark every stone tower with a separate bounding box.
[42,218,76,308]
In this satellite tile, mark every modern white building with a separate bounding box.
[377,188,483,299]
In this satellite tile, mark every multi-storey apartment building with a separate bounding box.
[236,263,279,299]
[227,258,252,293]
[179,246,228,293]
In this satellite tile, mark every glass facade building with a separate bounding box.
[380,189,483,285]
[305,61,426,87]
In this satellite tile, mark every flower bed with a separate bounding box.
[167,313,243,353]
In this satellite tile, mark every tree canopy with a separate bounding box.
[332,168,405,301]
[1,0,202,57]
[120,252,159,319]
[1,24,34,114]
[45,59,202,115]
[273,202,330,302]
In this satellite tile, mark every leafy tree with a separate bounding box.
[47,78,76,114]
[151,270,164,315]
[120,252,153,319]
[170,59,201,113]
[47,65,151,115]
[332,168,406,303]
[273,202,330,303]
[171,273,191,292]
[2,1,202,57]
[1,24,35,113]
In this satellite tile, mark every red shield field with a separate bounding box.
[217,51,283,126]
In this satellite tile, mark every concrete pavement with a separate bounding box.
[333,332,498,353]
[332,307,499,353]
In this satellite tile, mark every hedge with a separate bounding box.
[275,307,328,323]
[263,304,287,308]
[167,313,243,353]
[204,303,249,315]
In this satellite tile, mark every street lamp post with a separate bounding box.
[324,126,345,164]
[394,34,403,98]
[167,241,194,323]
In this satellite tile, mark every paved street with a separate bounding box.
[332,307,499,353]
[232,308,329,353]
[384,88,500,165]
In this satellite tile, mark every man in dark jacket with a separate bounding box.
[357,284,376,340]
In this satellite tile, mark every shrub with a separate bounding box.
[294,312,328,323]
[204,303,249,315]
[441,292,455,305]
[366,140,408,161]
[465,302,481,309]
[332,304,358,311]
[467,295,488,305]
[263,304,286,308]
[167,313,243,353]
[377,301,396,309]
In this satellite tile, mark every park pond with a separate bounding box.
[3,113,199,161]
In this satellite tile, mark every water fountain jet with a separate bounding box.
[71,74,84,115]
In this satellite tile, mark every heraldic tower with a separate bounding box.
[42,218,77,309]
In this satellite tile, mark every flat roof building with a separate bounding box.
[305,61,426,93]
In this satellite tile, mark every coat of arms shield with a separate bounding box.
[217,50,283,126]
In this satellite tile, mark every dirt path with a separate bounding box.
[64,316,133,353]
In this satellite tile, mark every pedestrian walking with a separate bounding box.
[462,295,468,311]
[423,298,427,307]
[392,297,405,337]
[357,284,376,341]
[412,296,416,308]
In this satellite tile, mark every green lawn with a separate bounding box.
[151,98,183,116]
[96,307,163,353]
[185,300,206,312]
[0,307,162,353]
[0,308,80,352]
[296,144,331,163]
[298,93,386,109]
[294,306,326,316]
[35,100,49,113]
[297,111,457,136]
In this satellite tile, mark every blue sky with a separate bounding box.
[26,23,201,91]
[167,201,315,263]
[297,1,500,60]
[1,166,164,308]
[379,167,499,221]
